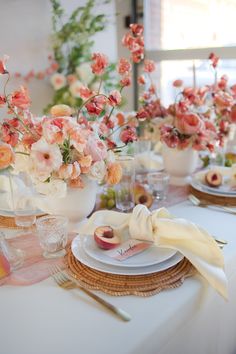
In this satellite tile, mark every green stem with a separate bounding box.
[15,151,30,156]
[3,73,10,98]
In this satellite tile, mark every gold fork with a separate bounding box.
[49,265,131,322]
[188,194,236,215]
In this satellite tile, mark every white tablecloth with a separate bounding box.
[1,200,236,354]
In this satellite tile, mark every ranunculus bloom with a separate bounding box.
[0,55,9,75]
[50,73,67,90]
[85,96,107,115]
[0,142,15,169]
[129,23,144,36]
[175,113,204,135]
[173,79,183,88]
[85,138,108,162]
[68,176,84,188]
[78,155,93,174]
[117,58,131,75]
[91,53,108,75]
[120,126,137,144]
[10,86,31,110]
[58,164,73,180]
[50,104,72,117]
[30,137,62,177]
[144,60,156,73]
[108,90,122,106]
[106,162,122,185]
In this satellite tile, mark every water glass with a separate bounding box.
[36,215,68,259]
[115,155,135,212]
[147,172,170,201]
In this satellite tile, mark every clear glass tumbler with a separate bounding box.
[115,155,135,212]
[36,215,68,259]
[147,172,170,201]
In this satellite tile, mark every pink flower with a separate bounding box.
[78,155,93,174]
[209,52,219,68]
[10,86,31,110]
[67,74,77,85]
[0,55,9,75]
[1,123,19,147]
[50,73,66,90]
[68,176,84,189]
[85,138,108,162]
[144,60,156,73]
[175,113,204,135]
[117,58,131,75]
[129,23,144,36]
[218,75,228,90]
[138,75,146,85]
[214,92,233,108]
[173,79,183,88]
[30,137,62,176]
[120,126,137,144]
[91,53,108,75]
[161,125,180,148]
[85,96,107,115]
[108,90,122,106]
[58,164,73,179]
[120,75,131,87]
[230,104,236,123]
[0,95,6,107]
[79,86,93,99]
[122,32,135,48]
[42,119,65,144]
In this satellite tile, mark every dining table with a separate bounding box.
[0,185,236,354]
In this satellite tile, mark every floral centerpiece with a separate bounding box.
[0,24,145,219]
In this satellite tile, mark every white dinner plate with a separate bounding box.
[71,234,183,275]
[83,234,176,268]
[191,166,236,197]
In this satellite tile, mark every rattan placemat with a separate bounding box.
[189,185,236,206]
[0,215,19,229]
[66,248,195,297]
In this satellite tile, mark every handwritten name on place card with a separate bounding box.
[106,239,152,261]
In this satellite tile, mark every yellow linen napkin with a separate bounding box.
[78,205,227,299]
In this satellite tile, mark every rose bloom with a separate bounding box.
[175,113,204,135]
[106,162,122,185]
[173,79,183,88]
[50,73,67,90]
[30,137,62,177]
[0,55,9,75]
[0,142,15,169]
[120,126,137,144]
[50,104,72,117]
[108,90,122,106]
[117,58,131,75]
[86,96,107,116]
[129,23,144,36]
[91,53,108,75]
[144,59,156,73]
[85,138,108,162]
[120,75,131,87]
[89,160,106,182]
[10,86,31,110]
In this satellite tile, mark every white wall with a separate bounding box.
[0,0,118,116]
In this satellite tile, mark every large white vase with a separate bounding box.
[162,144,199,186]
[36,177,97,224]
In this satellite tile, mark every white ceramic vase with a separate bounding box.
[162,144,199,186]
[36,177,97,224]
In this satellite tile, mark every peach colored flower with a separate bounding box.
[108,90,122,106]
[129,23,144,36]
[0,143,15,169]
[42,120,65,144]
[144,60,156,73]
[85,96,107,115]
[50,73,67,90]
[67,74,77,85]
[69,80,83,98]
[50,104,72,117]
[68,176,84,188]
[91,53,108,75]
[106,162,122,185]
[138,75,146,85]
[214,92,233,108]
[71,161,81,179]
[58,164,73,179]
[120,75,131,87]
[175,113,204,135]
[10,86,31,110]
[79,86,94,99]
[0,55,9,75]
[173,79,183,88]
[117,58,131,75]
[78,155,92,174]
[85,138,108,162]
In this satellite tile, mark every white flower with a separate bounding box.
[34,179,67,197]
[69,80,83,98]
[89,160,106,182]
[50,73,67,90]
[76,63,94,84]
[30,137,62,178]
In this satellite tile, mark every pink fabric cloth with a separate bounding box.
[1,185,189,286]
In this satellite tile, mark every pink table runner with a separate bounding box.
[1,185,189,286]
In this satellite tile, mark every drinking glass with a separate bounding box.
[115,155,135,212]
[147,172,170,201]
[36,215,68,259]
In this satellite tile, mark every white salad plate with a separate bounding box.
[191,166,236,197]
[71,234,183,276]
[82,234,176,268]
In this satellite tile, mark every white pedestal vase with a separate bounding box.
[162,144,199,186]
[36,177,97,229]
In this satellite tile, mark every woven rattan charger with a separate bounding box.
[66,247,195,297]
